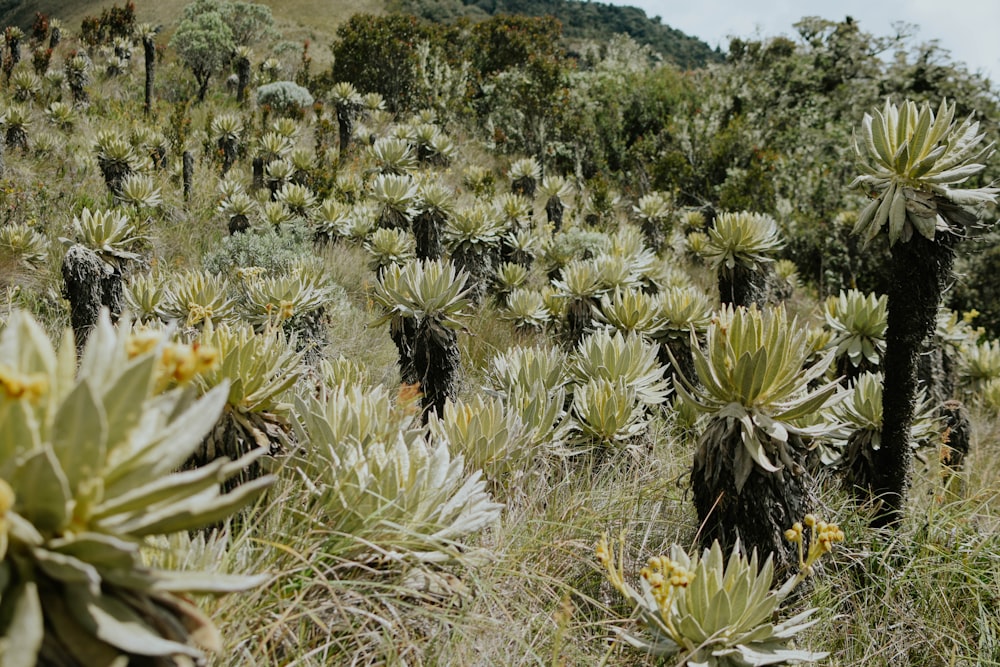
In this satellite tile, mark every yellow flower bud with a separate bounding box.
[0,478,14,516]
[803,514,816,527]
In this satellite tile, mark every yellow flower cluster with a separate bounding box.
[126,331,219,386]
[187,302,214,327]
[596,533,627,593]
[641,555,694,611]
[784,514,845,574]
[126,329,162,359]
[160,341,218,385]
[0,363,49,402]
[235,266,266,282]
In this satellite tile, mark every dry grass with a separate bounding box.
[2,0,383,41]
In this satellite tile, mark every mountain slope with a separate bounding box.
[0,0,380,39]
[1,0,720,70]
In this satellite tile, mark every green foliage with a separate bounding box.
[598,532,836,665]
[293,383,503,560]
[704,210,783,272]
[824,289,888,371]
[0,310,271,666]
[850,98,999,246]
[396,0,721,70]
[372,259,469,329]
[170,0,236,100]
[329,14,444,112]
[675,305,841,492]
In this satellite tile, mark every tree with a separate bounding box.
[220,1,274,46]
[849,98,998,526]
[170,1,235,102]
[329,14,443,112]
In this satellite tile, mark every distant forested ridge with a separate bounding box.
[390,0,724,69]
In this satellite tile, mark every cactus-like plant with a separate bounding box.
[3,104,30,153]
[160,270,237,327]
[365,227,415,274]
[219,191,257,234]
[463,164,495,197]
[570,329,670,408]
[212,112,243,174]
[502,288,551,332]
[571,377,646,447]
[509,157,541,198]
[551,259,603,344]
[825,289,887,378]
[123,273,166,323]
[44,102,73,132]
[595,287,665,338]
[655,285,713,383]
[959,338,1000,394]
[94,130,138,198]
[10,69,41,102]
[851,98,998,246]
[238,267,336,335]
[705,211,783,307]
[369,136,417,175]
[117,173,163,211]
[849,98,999,526]
[633,191,672,252]
[371,259,470,417]
[67,207,146,268]
[593,253,643,294]
[188,323,302,483]
[371,173,421,229]
[494,261,530,297]
[597,519,843,665]
[274,182,317,218]
[487,344,567,396]
[674,305,842,571]
[413,180,455,260]
[339,202,378,242]
[329,81,362,156]
[293,383,502,560]
[256,131,293,166]
[444,201,506,302]
[0,310,272,667]
[429,395,531,478]
[0,222,47,269]
[539,173,572,229]
[826,371,938,494]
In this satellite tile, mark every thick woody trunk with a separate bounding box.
[413,320,460,421]
[871,234,954,527]
[236,56,250,105]
[61,245,123,349]
[413,210,442,260]
[719,264,771,309]
[143,35,155,116]
[691,425,813,575]
[182,151,194,201]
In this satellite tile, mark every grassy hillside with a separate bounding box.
[0,6,997,666]
[0,0,382,40]
[2,0,720,70]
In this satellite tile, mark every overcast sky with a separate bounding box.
[608,0,1000,82]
